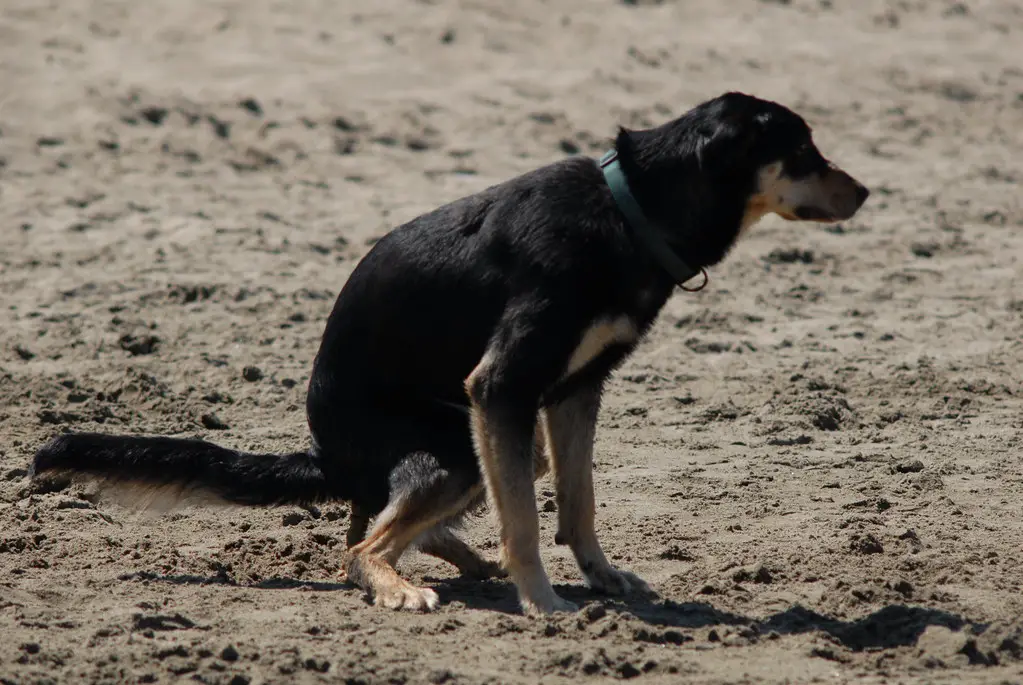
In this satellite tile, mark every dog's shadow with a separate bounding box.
[427,576,974,652]
[122,570,973,652]
[118,569,349,592]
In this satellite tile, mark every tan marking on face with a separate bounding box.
[740,162,781,233]
[748,161,867,225]
[740,194,772,234]
[564,316,638,377]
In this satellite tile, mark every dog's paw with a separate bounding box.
[374,582,440,612]
[463,559,508,581]
[520,593,578,616]
[583,565,654,597]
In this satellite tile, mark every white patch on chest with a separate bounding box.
[564,316,638,377]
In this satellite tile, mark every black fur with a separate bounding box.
[33,433,330,506]
[30,92,859,538]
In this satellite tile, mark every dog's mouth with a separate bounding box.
[792,206,837,222]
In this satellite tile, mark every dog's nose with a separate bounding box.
[854,183,870,208]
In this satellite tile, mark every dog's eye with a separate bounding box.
[784,142,825,178]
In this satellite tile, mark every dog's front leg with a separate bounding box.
[544,386,652,598]
[467,400,576,615]
[466,362,576,615]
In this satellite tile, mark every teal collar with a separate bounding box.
[599,150,708,291]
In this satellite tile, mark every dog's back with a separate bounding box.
[303,155,647,499]
[306,155,636,421]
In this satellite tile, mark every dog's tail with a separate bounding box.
[31,432,332,508]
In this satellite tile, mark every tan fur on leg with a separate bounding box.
[544,388,652,597]
[468,401,576,615]
[343,489,480,611]
[413,424,544,579]
[533,421,550,481]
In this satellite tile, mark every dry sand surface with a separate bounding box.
[2,0,1023,683]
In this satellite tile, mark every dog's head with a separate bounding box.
[616,92,869,265]
[719,96,870,230]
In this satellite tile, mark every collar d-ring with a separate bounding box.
[678,267,709,292]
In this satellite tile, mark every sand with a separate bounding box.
[2,0,1023,683]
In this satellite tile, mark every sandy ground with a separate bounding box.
[2,0,1023,683]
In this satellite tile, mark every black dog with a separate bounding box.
[31,92,868,615]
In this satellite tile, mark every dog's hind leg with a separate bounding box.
[343,453,482,611]
[346,503,371,548]
[417,527,506,580]
[416,423,547,581]
[544,384,652,598]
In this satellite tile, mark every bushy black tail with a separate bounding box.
[31,432,332,507]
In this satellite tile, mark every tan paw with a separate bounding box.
[520,592,578,616]
[462,559,508,581]
[583,565,654,597]
[374,582,440,612]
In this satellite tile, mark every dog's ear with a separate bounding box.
[615,126,636,160]
[694,118,757,176]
